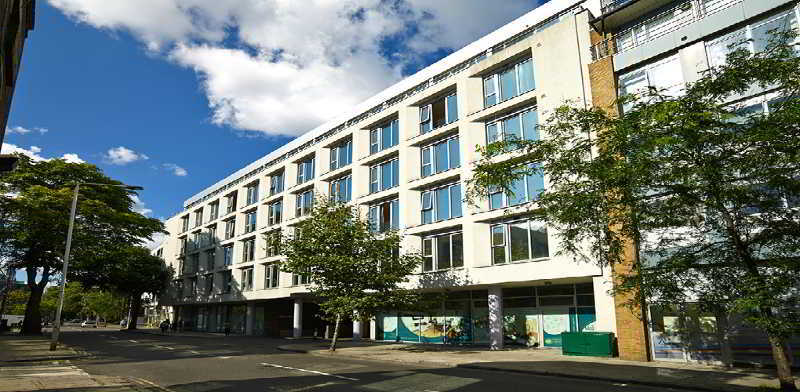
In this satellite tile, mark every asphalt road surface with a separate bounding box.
[60,329,694,392]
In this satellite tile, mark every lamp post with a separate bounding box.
[49,182,142,351]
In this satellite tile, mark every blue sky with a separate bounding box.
[5,0,545,226]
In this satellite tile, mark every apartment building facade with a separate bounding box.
[153,0,799,363]
[588,0,800,364]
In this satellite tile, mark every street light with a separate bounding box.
[50,182,143,351]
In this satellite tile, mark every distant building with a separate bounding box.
[0,0,36,171]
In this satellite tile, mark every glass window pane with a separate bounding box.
[381,124,392,150]
[530,222,549,259]
[370,166,378,193]
[391,199,399,229]
[391,119,399,146]
[381,162,391,190]
[500,68,518,101]
[508,176,527,206]
[432,99,446,129]
[370,130,379,154]
[421,147,432,177]
[509,222,530,262]
[435,141,449,173]
[490,191,504,209]
[486,123,500,144]
[449,138,460,168]
[391,160,399,187]
[521,110,538,141]
[450,184,462,218]
[437,235,452,269]
[752,13,795,53]
[368,206,377,231]
[484,76,496,107]
[518,60,535,93]
[446,94,458,123]
[423,238,433,271]
[526,165,545,201]
[492,247,506,264]
[503,115,522,143]
[491,225,505,246]
[435,187,450,221]
[451,233,463,268]
[647,57,682,94]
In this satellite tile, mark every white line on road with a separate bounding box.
[128,339,139,343]
[260,362,358,381]
[189,350,200,354]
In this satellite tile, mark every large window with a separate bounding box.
[489,163,545,209]
[486,108,539,145]
[292,273,310,286]
[181,216,189,232]
[204,273,213,295]
[370,119,399,154]
[224,218,236,239]
[330,139,353,171]
[491,220,549,264]
[193,208,203,228]
[209,201,219,221]
[297,157,315,184]
[420,92,458,134]
[267,200,282,226]
[270,171,284,196]
[368,199,399,232]
[222,245,233,266]
[330,175,352,203]
[422,232,464,272]
[706,8,799,69]
[296,190,314,217]
[226,192,237,214]
[241,267,254,291]
[421,136,460,178]
[617,54,684,113]
[205,249,215,270]
[264,264,279,288]
[264,230,281,258]
[369,158,399,193]
[484,58,535,107]
[187,253,199,274]
[421,183,463,225]
[219,270,232,294]
[205,225,216,246]
[242,237,255,263]
[244,210,257,234]
[246,181,259,205]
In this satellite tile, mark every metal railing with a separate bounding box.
[601,0,638,15]
[591,0,742,61]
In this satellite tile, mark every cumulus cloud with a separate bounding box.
[6,125,49,135]
[163,163,188,177]
[142,231,168,251]
[104,146,148,165]
[2,143,84,163]
[48,0,540,136]
[130,194,153,216]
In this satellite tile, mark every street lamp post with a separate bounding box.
[49,182,142,351]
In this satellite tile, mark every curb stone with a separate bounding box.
[277,345,746,392]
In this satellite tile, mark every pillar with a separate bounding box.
[488,286,503,350]
[245,302,255,336]
[369,318,377,340]
[353,319,362,341]
[292,298,303,338]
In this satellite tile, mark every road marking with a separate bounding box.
[218,356,231,359]
[286,381,341,391]
[128,339,139,343]
[260,362,358,381]
[109,336,119,340]
[189,350,200,354]
[131,376,176,392]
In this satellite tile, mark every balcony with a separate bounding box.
[591,0,742,61]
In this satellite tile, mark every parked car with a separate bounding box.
[80,320,97,328]
[63,319,82,327]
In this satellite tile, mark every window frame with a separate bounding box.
[242,237,256,263]
[490,219,549,265]
[209,201,219,220]
[369,158,399,194]
[267,200,282,226]
[241,267,254,291]
[269,171,285,196]
[264,263,279,288]
[421,135,460,178]
[224,218,236,239]
[483,57,535,107]
[368,198,400,232]
[421,231,464,272]
[264,229,281,258]
[485,106,539,145]
[296,190,314,217]
[244,210,257,233]
[226,193,237,214]
[420,182,463,225]
[369,118,399,154]
[296,157,316,185]
[329,175,352,203]
[488,163,544,210]
[330,139,353,171]
[245,181,259,205]
[419,92,459,134]
[222,245,233,266]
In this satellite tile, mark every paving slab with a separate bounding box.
[278,339,795,391]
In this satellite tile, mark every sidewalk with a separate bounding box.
[278,339,794,391]
[0,334,162,392]
[123,327,227,338]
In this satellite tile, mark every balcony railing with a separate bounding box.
[591,0,742,62]
[601,0,638,15]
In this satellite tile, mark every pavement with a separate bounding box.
[0,332,162,392]
[277,339,796,392]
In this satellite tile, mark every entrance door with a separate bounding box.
[541,308,570,347]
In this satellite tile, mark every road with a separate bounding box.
[60,329,690,392]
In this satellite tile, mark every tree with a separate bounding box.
[468,33,800,389]
[96,246,172,330]
[40,282,85,321]
[0,156,164,334]
[280,198,422,351]
[82,290,127,323]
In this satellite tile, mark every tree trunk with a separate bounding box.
[767,334,797,390]
[329,314,342,352]
[21,267,49,335]
[126,295,142,330]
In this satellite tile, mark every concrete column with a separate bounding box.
[245,303,255,336]
[292,298,303,338]
[488,286,503,350]
[369,318,377,340]
[352,319,362,341]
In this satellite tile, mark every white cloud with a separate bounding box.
[5,125,48,135]
[104,146,148,165]
[163,163,188,177]
[130,194,153,216]
[2,143,86,164]
[143,231,168,251]
[48,0,539,136]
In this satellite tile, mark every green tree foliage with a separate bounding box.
[82,290,127,323]
[280,198,422,351]
[0,156,164,334]
[468,34,800,389]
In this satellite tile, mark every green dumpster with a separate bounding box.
[561,332,615,357]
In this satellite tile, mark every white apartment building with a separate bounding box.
[154,0,800,362]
